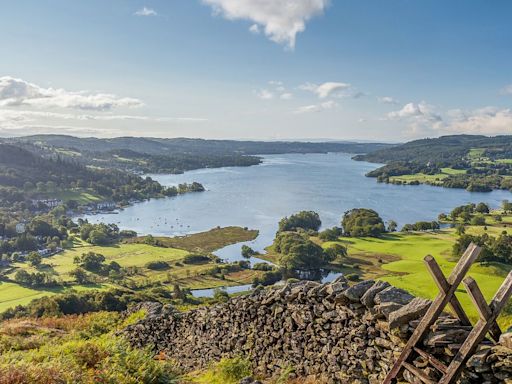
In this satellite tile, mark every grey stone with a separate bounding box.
[343,280,375,302]
[361,280,390,308]
[374,287,414,306]
[388,298,431,329]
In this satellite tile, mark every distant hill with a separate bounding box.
[353,134,512,192]
[354,134,512,164]
[11,135,394,156]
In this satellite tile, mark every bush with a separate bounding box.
[318,227,343,241]
[252,262,273,271]
[252,270,282,287]
[183,254,210,264]
[197,356,251,384]
[346,273,360,281]
[145,260,170,270]
[241,245,256,258]
[471,215,486,226]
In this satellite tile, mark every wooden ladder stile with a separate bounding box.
[382,243,512,384]
[382,243,481,384]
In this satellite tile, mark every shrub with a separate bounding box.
[183,254,210,264]
[145,260,170,270]
[252,262,273,271]
[197,356,251,384]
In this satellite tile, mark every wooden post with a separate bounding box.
[424,255,471,326]
[382,243,481,384]
[439,271,512,384]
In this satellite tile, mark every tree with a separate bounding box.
[471,215,486,226]
[74,252,106,272]
[70,268,90,284]
[455,224,466,236]
[503,200,512,213]
[14,270,32,285]
[342,209,386,237]
[27,251,42,266]
[278,211,321,232]
[387,220,398,232]
[324,244,347,262]
[274,232,328,270]
[475,202,490,214]
[318,227,343,241]
[241,245,256,258]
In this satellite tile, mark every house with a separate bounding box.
[15,222,26,234]
[32,199,63,209]
[96,201,116,210]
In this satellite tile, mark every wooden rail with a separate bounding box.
[382,243,512,384]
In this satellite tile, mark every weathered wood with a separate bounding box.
[424,255,471,326]
[464,277,502,342]
[382,243,481,384]
[413,347,448,374]
[402,362,436,384]
[439,271,512,384]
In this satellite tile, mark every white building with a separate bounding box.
[15,223,26,234]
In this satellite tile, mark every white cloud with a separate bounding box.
[280,92,293,100]
[134,7,158,16]
[387,102,441,121]
[446,107,512,135]
[387,101,443,137]
[255,89,274,100]
[0,76,143,111]
[0,109,207,132]
[249,24,260,34]
[378,96,399,105]
[202,0,330,49]
[294,100,336,114]
[299,82,351,99]
[500,84,512,96]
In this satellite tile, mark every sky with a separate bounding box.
[0,0,511,141]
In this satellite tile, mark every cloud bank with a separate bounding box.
[0,76,142,111]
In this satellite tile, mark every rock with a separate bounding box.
[343,280,375,302]
[500,332,512,349]
[375,302,403,318]
[361,280,390,308]
[388,298,431,329]
[374,287,414,306]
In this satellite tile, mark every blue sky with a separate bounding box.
[0,0,511,141]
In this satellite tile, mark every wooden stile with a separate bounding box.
[382,243,512,384]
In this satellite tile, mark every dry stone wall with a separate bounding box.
[123,278,512,383]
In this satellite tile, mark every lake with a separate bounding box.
[83,152,511,296]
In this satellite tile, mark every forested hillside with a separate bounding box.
[354,135,512,164]
[354,135,512,192]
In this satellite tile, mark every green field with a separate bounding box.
[37,189,103,204]
[324,228,511,327]
[0,281,112,313]
[389,167,466,185]
[0,227,261,313]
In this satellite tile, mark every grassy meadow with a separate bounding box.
[389,167,466,185]
[0,227,260,313]
[320,211,512,327]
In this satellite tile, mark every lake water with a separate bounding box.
[83,153,511,295]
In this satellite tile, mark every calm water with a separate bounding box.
[84,153,511,252]
[82,153,511,296]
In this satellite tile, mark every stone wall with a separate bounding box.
[123,278,512,383]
